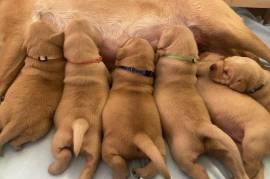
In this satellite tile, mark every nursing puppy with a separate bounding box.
[49,19,110,179]
[209,56,270,112]
[197,52,270,179]
[102,38,170,179]
[0,20,65,154]
[154,26,247,179]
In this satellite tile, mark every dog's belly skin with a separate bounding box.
[1,0,270,66]
[32,0,182,63]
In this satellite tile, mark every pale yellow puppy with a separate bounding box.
[209,56,270,112]
[197,52,270,179]
[49,19,110,179]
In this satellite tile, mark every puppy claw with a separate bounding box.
[132,169,145,179]
[11,144,22,151]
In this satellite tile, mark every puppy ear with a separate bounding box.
[49,32,64,47]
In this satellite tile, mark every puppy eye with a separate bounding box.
[237,79,242,82]
[38,56,48,62]
[223,69,229,75]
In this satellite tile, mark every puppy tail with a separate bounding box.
[134,134,170,179]
[72,118,89,157]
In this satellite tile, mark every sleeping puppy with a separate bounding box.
[102,38,170,179]
[154,26,247,179]
[197,52,270,179]
[209,56,270,112]
[48,19,110,179]
[0,19,65,154]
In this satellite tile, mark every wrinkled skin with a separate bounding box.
[0,0,270,98]
[197,53,270,179]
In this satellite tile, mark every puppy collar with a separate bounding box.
[68,56,102,65]
[161,53,198,63]
[28,55,61,62]
[27,55,61,62]
[117,66,155,78]
[246,83,264,94]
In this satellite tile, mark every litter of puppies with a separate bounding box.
[0,1,270,179]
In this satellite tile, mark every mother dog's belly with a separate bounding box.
[32,0,181,67]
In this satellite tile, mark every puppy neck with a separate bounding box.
[156,57,197,86]
[23,56,65,79]
[64,62,110,86]
[111,69,154,94]
[248,69,270,98]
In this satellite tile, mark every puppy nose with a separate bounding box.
[210,64,217,71]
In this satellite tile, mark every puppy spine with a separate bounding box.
[133,134,171,179]
[72,118,89,156]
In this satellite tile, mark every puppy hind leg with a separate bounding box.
[205,139,248,179]
[79,133,101,179]
[254,167,264,179]
[48,129,73,175]
[102,145,129,179]
[9,121,52,151]
[170,138,208,179]
[0,107,10,131]
[0,120,23,155]
[9,135,33,151]
[242,130,266,179]
[133,137,167,179]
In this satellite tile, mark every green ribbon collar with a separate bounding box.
[161,53,198,63]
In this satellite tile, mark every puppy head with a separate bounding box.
[24,19,64,61]
[64,18,102,63]
[115,38,155,71]
[210,56,264,92]
[157,25,198,60]
[197,52,225,77]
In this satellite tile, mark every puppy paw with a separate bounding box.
[0,107,52,155]
[49,129,73,175]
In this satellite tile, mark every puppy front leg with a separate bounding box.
[102,146,129,179]
[49,129,73,175]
